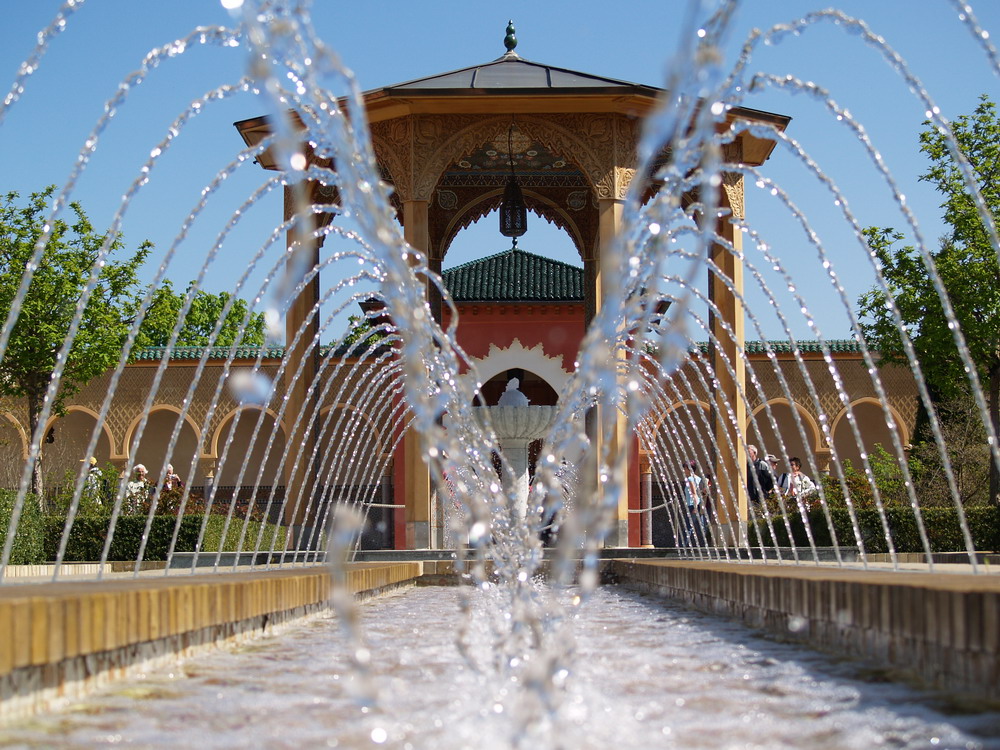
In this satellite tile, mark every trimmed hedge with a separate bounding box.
[0,489,45,564]
[750,506,1000,553]
[201,516,286,554]
[42,514,287,563]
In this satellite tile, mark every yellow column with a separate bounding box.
[597,197,631,547]
[402,199,432,549]
[283,186,320,543]
[709,206,747,545]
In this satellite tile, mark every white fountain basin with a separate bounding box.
[475,404,559,441]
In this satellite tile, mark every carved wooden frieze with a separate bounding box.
[613,113,640,200]
[721,140,745,219]
[399,113,640,202]
[370,119,413,201]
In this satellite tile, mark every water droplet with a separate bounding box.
[228,370,274,406]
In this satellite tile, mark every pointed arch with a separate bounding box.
[211,406,286,458]
[124,406,203,458]
[460,338,571,401]
[40,407,115,485]
[642,399,713,460]
[212,406,287,487]
[439,188,586,261]
[318,403,384,449]
[43,405,117,459]
[652,399,711,433]
[0,412,26,460]
[830,397,909,448]
[412,114,605,202]
[750,398,822,451]
[830,398,910,473]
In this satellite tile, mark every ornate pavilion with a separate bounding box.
[0,31,918,549]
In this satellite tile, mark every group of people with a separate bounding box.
[125,463,184,512]
[676,446,820,546]
[746,445,818,507]
[82,458,184,513]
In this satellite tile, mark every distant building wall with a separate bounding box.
[642,343,919,486]
[0,350,397,492]
[0,344,917,511]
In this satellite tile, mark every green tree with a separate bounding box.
[135,280,265,348]
[858,96,1000,505]
[0,187,151,497]
[340,314,384,348]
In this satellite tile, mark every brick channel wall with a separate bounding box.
[0,562,423,720]
[608,560,1000,702]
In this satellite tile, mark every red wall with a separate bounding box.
[443,302,585,374]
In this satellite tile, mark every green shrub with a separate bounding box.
[0,489,44,564]
[750,505,1000,553]
[43,514,288,562]
[199,515,286,553]
[46,467,113,516]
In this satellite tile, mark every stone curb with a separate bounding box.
[0,561,423,721]
[608,560,1000,702]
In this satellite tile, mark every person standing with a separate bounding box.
[746,445,773,505]
[682,461,707,545]
[163,463,184,491]
[786,457,817,507]
[769,454,789,497]
[81,457,102,505]
[125,464,152,514]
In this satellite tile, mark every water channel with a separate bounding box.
[1,585,997,750]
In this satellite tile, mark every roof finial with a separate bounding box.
[504,20,517,54]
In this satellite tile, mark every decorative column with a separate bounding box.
[639,454,653,547]
[402,198,432,549]
[283,185,320,546]
[710,166,748,545]
[598,195,631,547]
[380,469,395,549]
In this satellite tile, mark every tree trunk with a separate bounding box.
[26,389,44,501]
[991,362,1000,507]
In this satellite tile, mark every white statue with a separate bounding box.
[497,377,530,407]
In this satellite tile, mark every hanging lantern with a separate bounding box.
[499,175,527,240]
[499,122,527,244]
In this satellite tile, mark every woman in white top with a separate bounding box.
[786,457,817,507]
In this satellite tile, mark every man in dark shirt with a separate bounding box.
[746,445,773,504]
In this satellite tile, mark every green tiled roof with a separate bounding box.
[130,340,866,362]
[442,247,584,302]
[132,345,288,361]
[691,339,863,354]
[131,342,390,361]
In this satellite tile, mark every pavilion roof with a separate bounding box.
[368,50,661,98]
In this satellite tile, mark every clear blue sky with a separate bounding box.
[2,1,999,342]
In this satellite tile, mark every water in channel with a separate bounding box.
[1,585,997,750]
